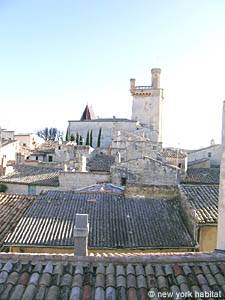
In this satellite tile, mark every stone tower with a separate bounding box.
[130,68,163,143]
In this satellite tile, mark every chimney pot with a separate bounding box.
[74,214,89,256]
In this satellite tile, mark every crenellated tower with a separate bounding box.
[130,68,163,143]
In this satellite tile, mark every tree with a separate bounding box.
[97,128,102,147]
[0,184,7,193]
[79,135,83,145]
[37,127,63,141]
[65,129,69,141]
[90,130,93,147]
[85,131,90,145]
[70,134,75,141]
[76,133,79,144]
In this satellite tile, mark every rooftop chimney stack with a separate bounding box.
[151,68,161,89]
[217,101,225,251]
[74,214,89,256]
[130,78,136,91]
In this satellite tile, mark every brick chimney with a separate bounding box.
[74,214,89,256]
[217,101,225,250]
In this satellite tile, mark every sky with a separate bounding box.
[0,0,225,149]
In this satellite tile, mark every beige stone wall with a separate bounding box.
[10,246,194,254]
[189,160,211,169]
[125,184,179,199]
[188,144,222,167]
[199,225,217,251]
[3,183,28,194]
[68,120,137,148]
[3,183,59,195]
[111,157,179,186]
[59,171,110,190]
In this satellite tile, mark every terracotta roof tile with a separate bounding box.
[0,251,224,299]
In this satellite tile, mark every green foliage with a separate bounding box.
[79,135,83,145]
[70,134,75,141]
[90,130,93,147]
[86,130,90,145]
[0,183,8,193]
[97,128,102,147]
[65,129,69,141]
[76,133,79,144]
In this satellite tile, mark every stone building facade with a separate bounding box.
[111,156,179,186]
[188,143,222,168]
[67,68,163,148]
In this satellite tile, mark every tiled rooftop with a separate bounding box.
[0,165,60,187]
[179,184,219,224]
[182,168,220,184]
[5,191,195,249]
[0,193,36,250]
[87,154,115,172]
[162,148,187,159]
[0,251,225,299]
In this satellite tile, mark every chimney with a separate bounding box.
[151,68,161,89]
[130,78,136,90]
[217,101,225,250]
[74,214,89,256]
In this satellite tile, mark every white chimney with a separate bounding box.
[217,101,225,250]
[74,214,89,256]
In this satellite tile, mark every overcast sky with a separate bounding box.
[0,0,225,149]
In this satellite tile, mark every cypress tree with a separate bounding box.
[70,134,75,141]
[65,129,69,141]
[86,131,90,145]
[79,135,83,145]
[76,133,79,144]
[97,128,102,147]
[90,130,93,147]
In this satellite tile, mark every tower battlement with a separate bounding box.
[131,68,163,143]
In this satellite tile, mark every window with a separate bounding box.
[58,146,61,150]
[23,143,26,146]
[153,146,157,150]
[178,163,182,168]
[208,152,212,158]
[121,177,127,186]
[48,155,53,162]
[36,156,38,161]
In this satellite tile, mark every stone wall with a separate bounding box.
[111,157,179,186]
[199,225,217,251]
[3,183,59,195]
[188,144,222,167]
[111,130,160,162]
[68,120,137,148]
[125,184,179,199]
[59,171,110,190]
